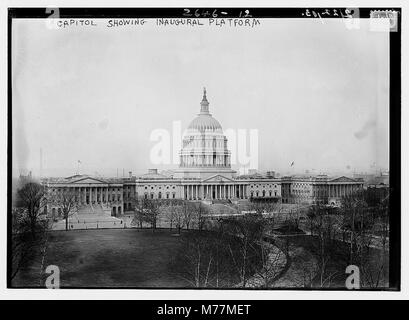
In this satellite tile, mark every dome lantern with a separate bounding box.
[200,87,210,115]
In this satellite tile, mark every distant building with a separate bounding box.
[281,175,364,206]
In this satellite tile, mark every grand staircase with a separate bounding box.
[52,204,125,230]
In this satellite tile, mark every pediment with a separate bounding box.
[203,174,234,183]
[330,176,356,183]
[70,177,108,184]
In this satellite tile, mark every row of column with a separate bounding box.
[184,184,247,200]
[180,155,230,167]
[328,184,359,198]
[55,186,121,204]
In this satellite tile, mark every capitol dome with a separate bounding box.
[187,88,222,132]
[173,88,236,180]
[188,114,222,132]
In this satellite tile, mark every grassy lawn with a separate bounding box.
[13,229,201,288]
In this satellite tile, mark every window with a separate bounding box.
[150,193,154,199]
[172,193,176,199]
[144,194,148,199]
[158,192,162,199]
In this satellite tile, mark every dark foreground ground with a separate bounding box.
[12,228,389,289]
[13,229,200,288]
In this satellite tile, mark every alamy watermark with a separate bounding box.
[150,121,259,174]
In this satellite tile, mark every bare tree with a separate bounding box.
[15,182,48,237]
[133,198,147,228]
[307,204,339,287]
[49,188,78,231]
[146,199,161,230]
[177,232,215,287]
[224,214,265,287]
[195,202,209,231]
[133,198,160,229]
[182,201,194,230]
[340,189,390,288]
[11,182,51,282]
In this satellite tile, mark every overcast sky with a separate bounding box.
[12,18,389,178]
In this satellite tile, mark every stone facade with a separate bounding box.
[281,175,364,206]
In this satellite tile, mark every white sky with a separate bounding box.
[12,18,389,177]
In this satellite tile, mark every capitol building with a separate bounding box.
[43,89,364,217]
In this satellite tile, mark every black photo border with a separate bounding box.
[7,7,402,291]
